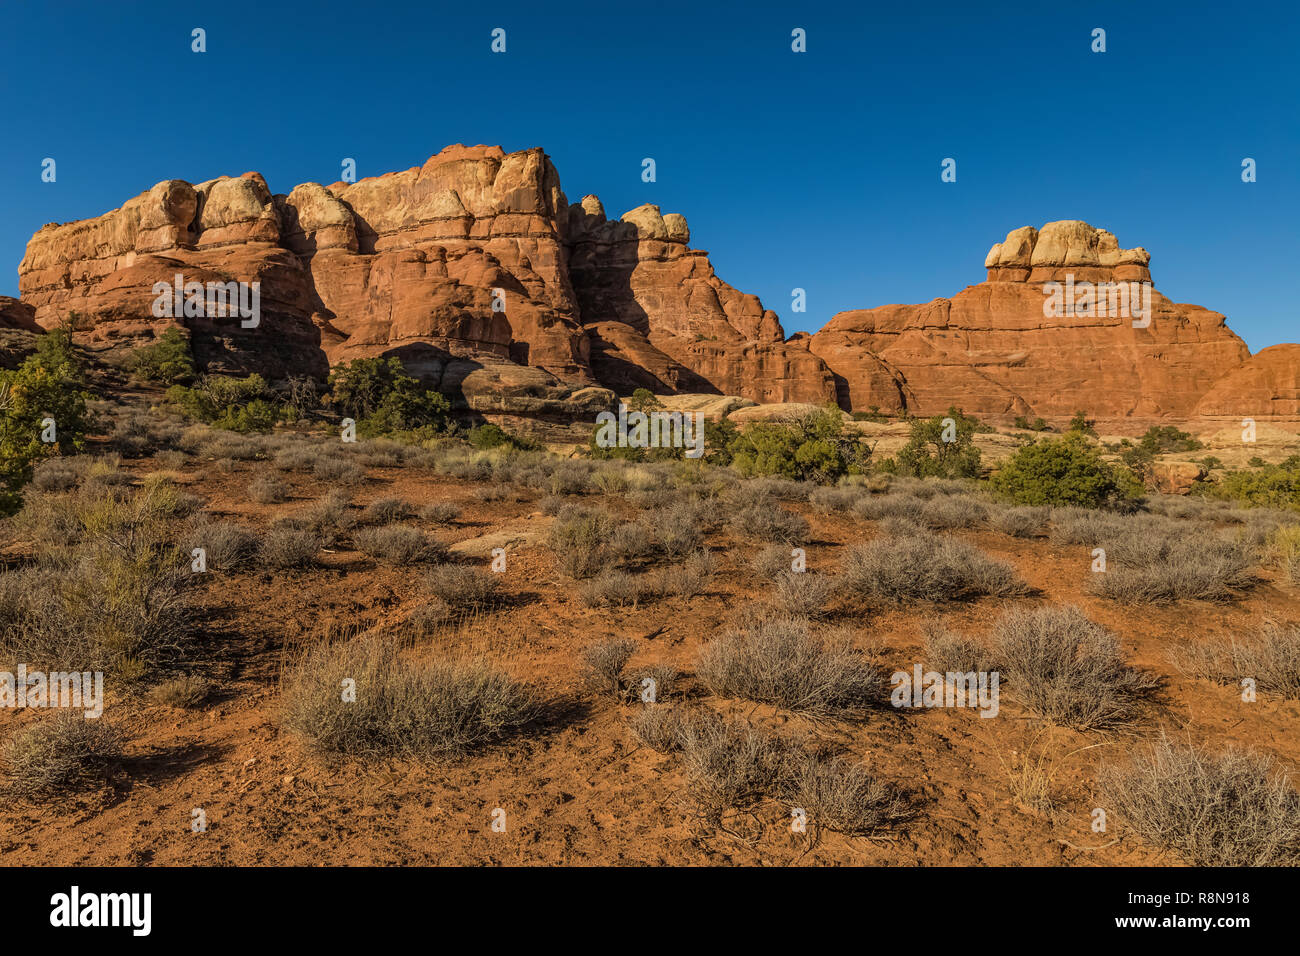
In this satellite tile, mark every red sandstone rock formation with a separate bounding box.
[12,162,1296,423]
[810,221,1252,420]
[565,197,835,404]
[1193,344,1300,418]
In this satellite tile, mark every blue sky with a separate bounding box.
[2,0,1296,351]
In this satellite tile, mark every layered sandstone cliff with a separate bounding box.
[809,221,1255,419]
[12,159,1297,423]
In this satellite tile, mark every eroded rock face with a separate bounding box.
[1193,344,1300,418]
[12,173,1295,426]
[565,198,837,404]
[811,221,1251,419]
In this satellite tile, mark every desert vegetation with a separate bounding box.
[0,333,1297,866]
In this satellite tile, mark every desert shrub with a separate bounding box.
[655,500,712,556]
[1087,530,1256,604]
[579,639,676,703]
[189,519,258,571]
[1138,425,1203,455]
[548,505,616,579]
[675,714,795,824]
[281,638,535,758]
[992,505,1050,538]
[1048,507,1136,546]
[894,407,982,479]
[751,543,796,580]
[166,374,277,433]
[696,613,883,714]
[727,406,871,484]
[1097,735,1300,866]
[840,531,1027,604]
[922,623,993,674]
[1193,456,1300,510]
[249,474,289,504]
[0,494,191,677]
[362,497,413,523]
[313,457,365,484]
[629,705,691,752]
[472,483,519,503]
[728,499,810,544]
[785,751,909,835]
[1167,624,1300,699]
[467,423,538,451]
[259,527,321,568]
[920,494,988,530]
[352,523,437,564]
[272,445,318,472]
[852,493,925,522]
[282,489,354,544]
[147,674,212,709]
[327,357,451,439]
[608,522,656,564]
[590,468,629,495]
[991,605,1155,730]
[578,570,656,608]
[30,458,81,492]
[771,571,837,619]
[125,327,196,384]
[991,433,1141,508]
[1272,525,1300,586]
[420,502,461,525]
[0,326,93,514]
[423,563,502,610]
[2,713,124,798]
[650,549,716,600]
[809,485,864,514]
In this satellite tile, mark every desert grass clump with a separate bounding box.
[281,638,536,759]
[1167,624,1300,699]
[352,523,438,564]
[1097,734,1300,866]
[259,527,322,569]
[696,613,883,715]
[991,605,1155,730]
[840,531,1027,604]
[147,674,213,709]
[1087,531,1256,604]
[750,543,794,580]
[2,713,124,798]
[728,500,809,545]
[248,474,290,504]
[423,562,503,610]
[419,501,461,525]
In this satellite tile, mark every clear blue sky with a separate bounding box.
[2,0,1296,352]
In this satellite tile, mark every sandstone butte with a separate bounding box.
[14,144,1300,431]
